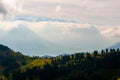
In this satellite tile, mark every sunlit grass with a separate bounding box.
[117,78,120,80]
[20,59,51,72]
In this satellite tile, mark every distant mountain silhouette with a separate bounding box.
[0,25,53,55]
[0,25,109,56]
[57,25,109,51]
[41,55,53,59]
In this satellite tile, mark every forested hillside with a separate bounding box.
[0,44,120,80]
[0,44,31,77]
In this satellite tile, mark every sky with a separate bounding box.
[0,0,120,56]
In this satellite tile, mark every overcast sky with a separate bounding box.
[0,0,119,56]
[0,0,120,24]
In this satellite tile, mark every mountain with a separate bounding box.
[0,44,12,53]
[0,44,31,72]
[41,55,53,59]
[5,48,120,80]
[0,24,110,56]
[54,25,109,51]
[109,42,120,49]
[0,25,53,56]
[58,53,69,57]
[0,44,120,80]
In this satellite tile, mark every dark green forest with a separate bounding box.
[0,44,120,80]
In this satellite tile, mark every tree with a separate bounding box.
[101,49,105,56]
[117,48,120,52]
[94,50,98,57]
[106,49,109,53]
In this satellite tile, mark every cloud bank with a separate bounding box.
[0,0,119,55]
[18,0,120,25]
[0,20,115,55]
[1,0,120,25]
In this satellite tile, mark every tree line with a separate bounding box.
[1,48,119,80]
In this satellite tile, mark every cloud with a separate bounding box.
[0,14,119,45]
[0,0,119,55]
[0,0,120,25]
[18,0,120,25]
[0,21,21,31]
[0,0,23,19]
[0,19,119,45]
[26,22,110,50]
[0,17,119,55]
[0,20,111,54]
[96,26,120,43]
[55,5,62,13]
[0,0,7,16]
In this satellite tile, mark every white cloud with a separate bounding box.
[0,19,119,54]
[0,21,20,31]
[0,0,119,55]
[55,5,62,13]
[17,0,120,25]
[0,20,119,44]
[0,0,120,25]
[96,26,120,43]
[0,0,23,19]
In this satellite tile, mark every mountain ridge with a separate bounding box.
[0,44,31,72]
